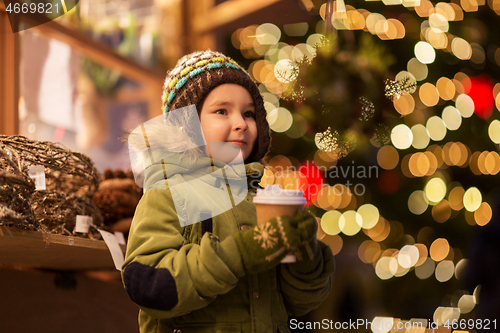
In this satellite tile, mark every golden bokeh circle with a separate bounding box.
[377,145,400,170]
[430,238,450,261]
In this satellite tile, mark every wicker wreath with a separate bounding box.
[0,135,104,238]
[0,146,38,230]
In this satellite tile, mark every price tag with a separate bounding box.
[75,215,92,233]
[114,231,126,245]
[27,165,46,190]
[98,230,125,271]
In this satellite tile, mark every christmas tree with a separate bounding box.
[230,0,500,330]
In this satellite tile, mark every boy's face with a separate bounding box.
[199,83,258,162]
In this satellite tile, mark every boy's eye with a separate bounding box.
[244,111,255,118]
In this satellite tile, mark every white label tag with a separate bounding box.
[27,165,46,190]
[114,231,126,245]
[98,230,125,271]
[75,215,92,233]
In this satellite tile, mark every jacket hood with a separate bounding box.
[127,105,208,187]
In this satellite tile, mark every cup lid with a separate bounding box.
[253,184,307,205]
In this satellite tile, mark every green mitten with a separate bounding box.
[290,209,322,273]
[233,215,300,274]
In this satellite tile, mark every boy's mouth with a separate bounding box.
[226,140,246,147]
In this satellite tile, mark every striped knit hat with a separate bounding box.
[162,50,271,163]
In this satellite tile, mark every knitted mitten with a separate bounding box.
[233,216,300,274]
[289,210,322,273]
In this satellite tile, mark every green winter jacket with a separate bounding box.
[122,157,335,333]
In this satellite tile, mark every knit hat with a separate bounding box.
[161,50,271,163]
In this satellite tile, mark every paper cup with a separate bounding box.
[253,185,307,263]
[255,203,304,225]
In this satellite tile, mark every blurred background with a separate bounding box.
[1,0,500,332]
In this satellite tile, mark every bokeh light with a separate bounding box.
[339,210,363,236]
[414,243,429,266]
[358,240,382,264]
[455,258,468,280]
[429,13,449,32]
[426,28,448,49]
[462,0,479,11]
[470,43,486,66]
[376,256,398,280]
[306,33,325,48]
[468,76,495,119]
[268,107,293,132]
[377,145,400,170]
[413,0,433,16]
[435,2,456,20]
[364,217,391,242]
[415,41,436,64]
[393,93,415,115]
[256,23,281,45]
[436,77,456,100]
[458,295,476,314]
[398,245,420,268]
[451,37,472,60]
[326,234,344,256]
[409,152,431,177]
[425,177,447,203]
[391,124,413,149]
[366,13,386,36]
[463,187,482,212]
[441,106,462,130]
[418,82,439,107]
[407,57,428,81]
[411,124,430,149]
[371,317,394,333]
[434,307,460,326]
[314,150,338,171]
[485,151,500,175]
[283,22,309,36]
[435,260,455,282]
[488,120,500,144]
[259,167,276,188]
[430,238,450,261]
[432,199,452,223]
[321,210,342,235]
[426,116,447,141]
[274,59,294,83]
[448,186,465,210]
[357,204,380,229]
[474,202,492,226]
[415,257,436,279]
[408,190,429,214]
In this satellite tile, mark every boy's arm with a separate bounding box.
[122,184,300,319]
[121,187,245,319]
[277,214,335,317]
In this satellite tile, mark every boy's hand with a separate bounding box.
[289,210,323,273]
[233,216,300,274]
[294,209,318,243]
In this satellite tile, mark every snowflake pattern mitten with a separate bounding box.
[233,215,300,274]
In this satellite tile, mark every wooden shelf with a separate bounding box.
[0,226,125,271]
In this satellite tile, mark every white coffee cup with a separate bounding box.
[253,184,307,263]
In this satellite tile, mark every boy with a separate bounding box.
[122,50,335,333]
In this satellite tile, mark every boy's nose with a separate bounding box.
[233,114,248,131]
